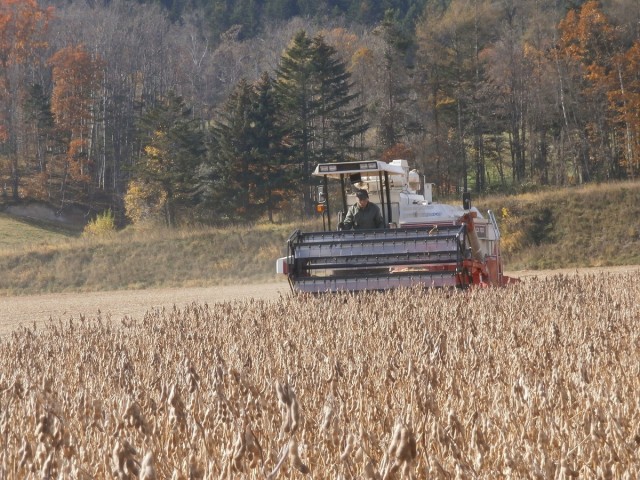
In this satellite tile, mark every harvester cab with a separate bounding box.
[276,159,515,293]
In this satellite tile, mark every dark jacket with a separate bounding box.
[342,201,385,230]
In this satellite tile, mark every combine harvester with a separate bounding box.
[276,159,518,293]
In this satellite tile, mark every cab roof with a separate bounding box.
[312,160,406,179]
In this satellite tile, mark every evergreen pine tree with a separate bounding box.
[134,92,206,226]
[248,72,290,222]
[275,30,368,214]
[274,30,317,213]
[202,73,289,222]
[311,35,368,162]
[205,79,256,220]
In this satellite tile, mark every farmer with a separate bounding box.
[339,189,385,230]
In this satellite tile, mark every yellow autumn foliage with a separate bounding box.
[499,207,526,254]
[124,179,167,224]
[82,209,115,238]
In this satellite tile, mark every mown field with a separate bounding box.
[1,272,638,478]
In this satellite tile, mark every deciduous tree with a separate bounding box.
[22,84,55,199]
[608,40,640,179]
[415,1,479,192]
[374,10,416,152]
[557,0,619,182]
[0,0,52,200]
[49,45,102,180]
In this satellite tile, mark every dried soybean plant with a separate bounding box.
[0,272,639,478]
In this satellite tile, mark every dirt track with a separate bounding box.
[1,265,638,336]
[0,282,290,336]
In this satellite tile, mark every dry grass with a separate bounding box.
[0,213,77,251]
[0,221,314,294]
[480,180,640,269]
[1,272,639,478]
[3,181,640,294]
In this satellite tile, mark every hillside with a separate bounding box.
[479,181,640,270]
[0,181,639,296]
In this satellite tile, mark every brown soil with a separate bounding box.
[1,265,638,337]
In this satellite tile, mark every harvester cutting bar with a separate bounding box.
[285,225,469,292]
[291,270,461,293]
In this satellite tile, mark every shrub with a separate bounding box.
[82,208,116,237]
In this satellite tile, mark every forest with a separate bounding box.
[0,0,638,225]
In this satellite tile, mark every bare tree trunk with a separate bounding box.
[616,64,636,179]
[457,99,467,193]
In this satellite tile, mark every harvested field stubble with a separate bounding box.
[1,273,639,479]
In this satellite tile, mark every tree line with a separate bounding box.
[0,0,639,225]
[142,0,428,39]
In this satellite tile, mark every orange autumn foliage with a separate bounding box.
[48,45,103,182]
